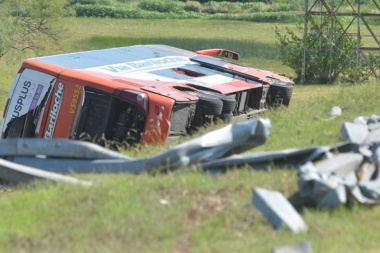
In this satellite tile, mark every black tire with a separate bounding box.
[217,112,233,123]
[196,90,236,113]
[187,91,223,115]
[267,83,293,107]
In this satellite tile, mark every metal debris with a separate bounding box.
[200,142,357,172]
[0,158,92,187]
[0,118,270,183]
[1,113,380,211]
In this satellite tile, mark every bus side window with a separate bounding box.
[74,88,146,148]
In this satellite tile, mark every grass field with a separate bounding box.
[0,17,379,253]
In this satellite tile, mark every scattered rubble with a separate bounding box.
[299,114,380,208]
[249,114,380,238]
[1,114,380,207]
[200,115,380,209]
[1,114,380,240]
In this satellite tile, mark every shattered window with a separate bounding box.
[75,89,146,147]
[3,109,41,138]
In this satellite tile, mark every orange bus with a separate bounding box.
[1,45,293,147]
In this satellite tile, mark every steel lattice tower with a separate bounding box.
[302,0,380,83]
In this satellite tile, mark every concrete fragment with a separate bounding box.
[358,146,372,158]
[367,118,380,131]
[317,184,346,209]
[350,183,380,205]
[373,144,380,173]
[344,171,359,185]
[340,122,369,144]
[368,114,380,124]
[253,187,308,233]
[350,185,373,204]
[302,174,343,202]
[314,153,363,177]
[358,181,380,201]
[364,129,380,145]
[299,181,347,208]
[358,162,376,181]
[298,160,358,208]
[272,241,313,253]
[353,116,369,125]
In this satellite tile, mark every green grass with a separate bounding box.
[87,36,280,59]
[261,82,380,151]
[0,17,379,253]
[0,171,301,253]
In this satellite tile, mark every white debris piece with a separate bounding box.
[315,153,363,177]
[298,154,362,209]
[340,122,369,144]
[298,115,380,208]
[253,187,308,234]
[330,106,342,117]
[353,116,369,125]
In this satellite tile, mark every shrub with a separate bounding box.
[184,1,203,12]
[246,2,266,12]
[138,0,183,13]
[205,2,243,13]
[72,3,301,22]
[180,1,291,13]
[74,4,145,18]
[202,2,231,13]
[270,3,292,12]
[210,11,301,23]
[68,0,115,5]
[275,20,379,83]
[180,0,262,2]
[73,4,205,19]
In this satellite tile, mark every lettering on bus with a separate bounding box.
[93,56,189,74]
[11,80,31,119]
[44,82,64,139]
[69,84,81,114]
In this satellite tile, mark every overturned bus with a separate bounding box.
[0,44,293,147]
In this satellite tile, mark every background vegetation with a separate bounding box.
[68,0,304,22]
[0,3,379,253]
[0,0,69,63]
[276,20,379,84]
